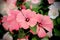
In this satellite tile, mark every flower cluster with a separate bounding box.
[2,9,53,38]
[0,0,55,40]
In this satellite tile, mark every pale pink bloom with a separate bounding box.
[6,0,17,5]
[47,31,53,38]
[0,0,17,16]
[31,0,40,4]
[36,14,53,38]
[2,10,20,32]
[16,9,37,29]
[3,32,13,40]
[48,0,55,4]
[6,0,17,10]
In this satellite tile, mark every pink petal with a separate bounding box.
[2,22,9,30]
[7,14,15,21]
[22,9,36,18]
[7,0,17,5]
[22,9,32,18]
[31,0,40,4]
[42,25,52,32]
[20,21,29,29]
[47,31,53,38]
[22,9,37,19]
[36,25,40,33]
[37,27,46,38]
[41,16,53,31]
[16,11,25,22]
[7,10,20,21]
[36,14,43,23]
[28,18,37,27]
[2,16,7,22]
[48,0,55,4]
[41,16,53,25]
[9,20,19,31]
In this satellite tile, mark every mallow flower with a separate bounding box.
[16,9,37,29]
[36,14,53,38]
[2,10,20,32]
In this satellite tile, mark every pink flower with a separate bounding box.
[2,10,20,32]
[36,14,53,38]
[48,0,55,4]
[16,9,37,29]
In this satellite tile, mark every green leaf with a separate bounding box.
[32,36,41,40]
[57,18,60,24]
[18,29,25,38]
[32,37,37,40]
[30,25,37,34]
[32,7,39,13]
[25,2,30,9]
[41,37,49,40]
[54,28,60,37]
[45,12,48,15]
[39,10,43,14]
[0,30,2,33]
[16,0,22,6]
[53,20,57,26]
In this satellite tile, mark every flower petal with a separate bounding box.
[37,27,46,38]
[20,21,29,29]
[41,16,53,32]
[29,18,37,27]
[16,11,25,22]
